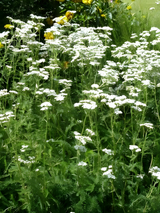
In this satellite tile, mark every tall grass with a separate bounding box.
[1,8,160,213]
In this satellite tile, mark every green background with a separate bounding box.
[123,0,160,28]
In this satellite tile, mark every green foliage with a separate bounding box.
[0,1,160,212]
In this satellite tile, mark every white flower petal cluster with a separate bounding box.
[36,88,57,96]
[140,123,153,129]
[40,102,52,111]
[74,100,97,110]
[136,174,145,179]
[74,131,92,145]
[102,165,115,179]
[24,67,49,80]
[85,128,95,136]
[30,14,46,20]
[78,161,87,166]
[149,166,160,179]
[0,89,10,97]
[18,156,35,164]
[102,148,114,155]
[59,79,72,87]
[20,145,29,152]
[129,145,141,152]
[0,111,15,124]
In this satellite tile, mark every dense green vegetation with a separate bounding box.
[1,0,160,212]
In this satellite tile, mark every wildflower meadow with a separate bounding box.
[1,0,160,212]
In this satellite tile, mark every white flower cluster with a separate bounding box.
[0,89,10,97]
[129,145,141,152]
[35,88,57,96]
[18,156,35,164]
[24,67,49,80]
[98,65,119,85]
[78,161,87,166]
[85,128,95,136]
[0,111,15,124]
[101,165,116,179]
[20,145,29,152]
[74,100,97,110]
[73,131,92,145]
[102,148,114,155]
[149,166,160,180]
[40,101,52,111]
[140,123,153,129]
[59,79,72,87]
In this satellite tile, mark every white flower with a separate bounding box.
[73,131,81,136]
[140,123,153,129]
[55,94,66,101]
[78,161,87,166]
[149,7,155,10]
[40,102,52,107]
[30,14,46,20]
[136,174,145,179]
[129,145,141,152]
[114,108,122,115]
[22,87,30,91]
[149,166,160,179]
[22,145,28,148]
[107,102,116,109]
[101,167,107,171]
[40,107,49,111]
[75,135,92,145]
[91,84,99,89]
[142,80,151,86]
[102,148,114,155]
[86,129,95,136]
[103,169,116,179]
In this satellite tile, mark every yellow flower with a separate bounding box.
[142,15,146,19]
[44,32,54,39]
[65,11,75,21]
[4,24,14,29]
[82,0,93,5]
[97,7,102,13]
[56,0,65,2]
[0,42,4,48]
[46,17,53,26]
[127,5,132,10]
[101,14,106,18]
[57,16,68,25]
[71,0,82,2]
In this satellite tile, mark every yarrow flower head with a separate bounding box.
[40,102,52,111]
[149,166,160,180]
[102,148,114,155]
[78,161,87,166]
[102,166,116,179]
[140,123,153,129]
[129,145,141,152]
